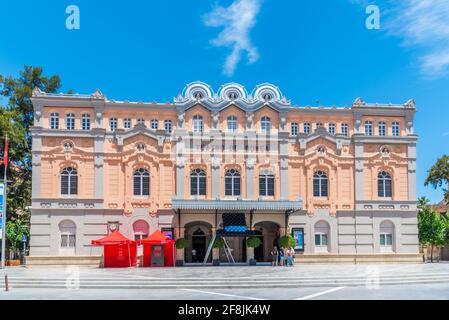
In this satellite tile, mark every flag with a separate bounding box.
[3,136,7,169]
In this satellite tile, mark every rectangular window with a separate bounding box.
[124,118,131,129]
[142,176,150,196]
[110,119,117,131]
[378,122,386,136]
[66,114,75,130]
[314,234,321,246]
[392,122,400,137]
[291,123,298,136]
[151,119,158,130]
[164,120,172,134]
[50,114,59,129]
[304,123,310,134]
[341,123,349,137]
[365,121,373,136]
[82,115,91,130]
[328,123,336,135]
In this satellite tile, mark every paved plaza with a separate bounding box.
[1,263,449,300]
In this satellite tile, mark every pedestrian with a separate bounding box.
[286,248,293,267]
[270,247,278,266]
[290,246,296,265]
[192,249,197,263]
[278,247,285,266]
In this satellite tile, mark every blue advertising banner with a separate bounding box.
[292,228,304,252]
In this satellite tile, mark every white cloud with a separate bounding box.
[204,0,261,76]
[353,0,449,78]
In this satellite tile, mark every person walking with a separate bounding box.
[271,247,278,266]
[286,248,293,267]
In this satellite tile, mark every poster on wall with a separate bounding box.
[292,228,304,252]
[162,227,174,239]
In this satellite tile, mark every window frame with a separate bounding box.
[261,116,271,134]
[66,113,75,130]
[193,115,204,133]
[341,123,349,137]
[50,112,59,129]
[328,123,336,135]
[365,121,373,136]
[61,167,78,196]
[190,168,207,196]
[313,171,328,198]
[81,113,91,131]
[133,168,150,197]
[227,116,238,133]
[378,171,392,198]
[109,117,118,132]
[259,171,275,197]
[378,121,386,137]
[392,121,400,137]
[124,118,132,129]
[291,122,299,136]
[225,169,241,197]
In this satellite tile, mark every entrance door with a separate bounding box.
[151,245,164,267]
[192,228,206,263]
[254,237,264,262]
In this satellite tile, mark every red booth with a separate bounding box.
[138,230,175,267]
[91,231,137,268]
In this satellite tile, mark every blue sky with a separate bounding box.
[1,0,448,202]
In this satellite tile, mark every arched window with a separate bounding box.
[191,169,206,196]
[378,121,386,136]
[259,170,274,197]
[109,118,118,132]
[133,168,150,196]
[261,116,271,134]
[50,112,59,129]
[225,169,241,196]
[133,220,150,241]
[392,121,400,137]
[59,220,76,252]
[193,115,204,133]
[378,171,392,198]
[227,116,237,133]
[66,113,75,130]
[313,171,328,197]
[61,167,78,196]
[314,221,329,253]
[151,119,159,130]
[81,114,91,130]
[291,123,298,136]
[365,121,373,136]
[380,220,394,253]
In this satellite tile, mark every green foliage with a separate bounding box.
[279,235,296,249]
[246,236,262,248]
[175,238,189,249]
[0,66,62,253]
[5,218,29,251]
[418,204,449,248]
[211,237,225,249]
[425,155,449,204]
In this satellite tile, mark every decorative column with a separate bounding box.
[407,142,417,201]
[279,134,289,200]
[31,135,42,199]
[211,157,221,199]
[354,142,364,202]
[93,132,104,199]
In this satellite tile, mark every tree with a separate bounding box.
[279,235,296,249]
[0,66,62,258]
[418,202,449,262]
[425,155,449,204]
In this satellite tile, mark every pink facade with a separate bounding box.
[29,82,420,263]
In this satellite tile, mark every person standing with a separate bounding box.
[290,246,296,266]
[278,247,285,266]
[270,247,278,266]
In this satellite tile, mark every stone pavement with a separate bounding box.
[1,263,449,299]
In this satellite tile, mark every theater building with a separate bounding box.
[28,82,421,265]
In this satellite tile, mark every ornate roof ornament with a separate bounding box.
[352,97,366,107]
[91,89,106,100]
[404,99,416,109]
[32,87,45,97]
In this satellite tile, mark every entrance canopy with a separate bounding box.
[137,230,175,267]
[91,231,137,268]
[172,199,303,211]
[137,230,175,244]
[92,230,136,245]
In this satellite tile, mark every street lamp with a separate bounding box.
[21,234,27,266]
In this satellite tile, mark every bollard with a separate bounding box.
[4,274,9,292]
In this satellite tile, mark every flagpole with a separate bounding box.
[1,136,8,269]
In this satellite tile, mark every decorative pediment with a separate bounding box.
[296,127,347,156]
[117,125,165,152]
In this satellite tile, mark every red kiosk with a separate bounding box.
[91,231,137,268]
[138,230,175,267]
